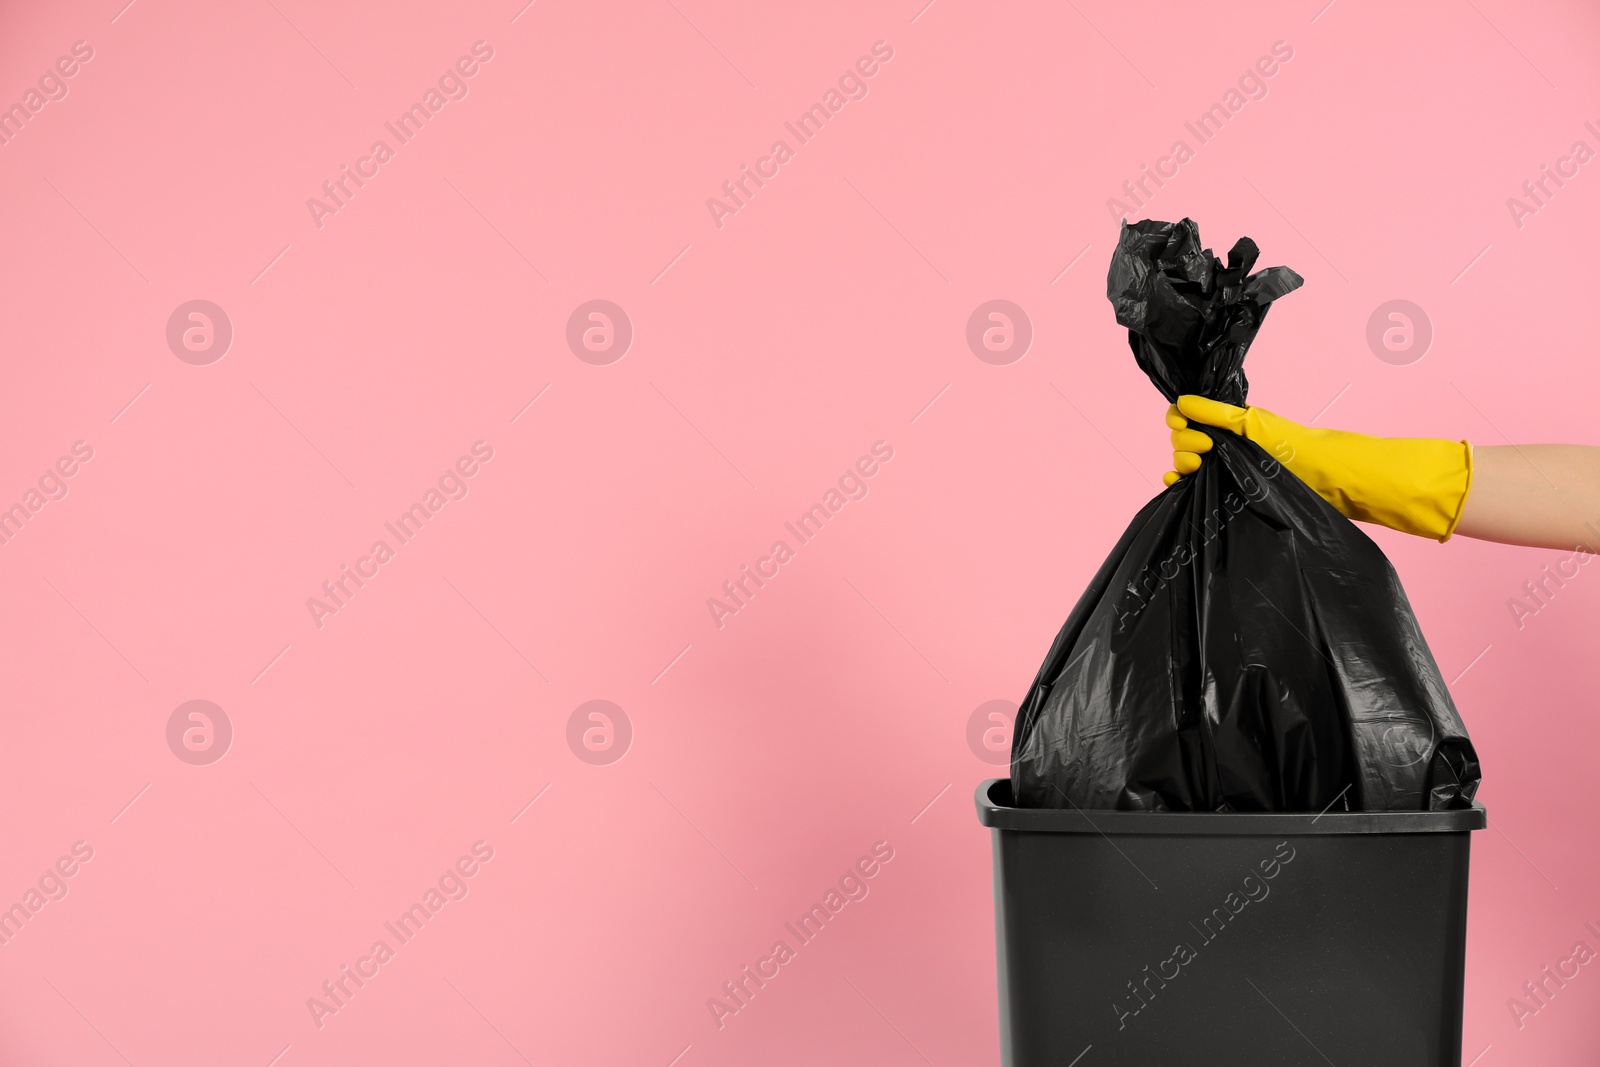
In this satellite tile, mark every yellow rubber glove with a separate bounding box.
[1165,395,1475,542]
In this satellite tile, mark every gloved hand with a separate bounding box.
[1165,395,1475,542]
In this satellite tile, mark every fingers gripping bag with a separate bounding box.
[1010,218,1479,813]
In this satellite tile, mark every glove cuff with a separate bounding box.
[1331,436,1474,542]
[1438,441,1474,543]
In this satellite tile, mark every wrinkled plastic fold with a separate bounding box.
[1011,218,1480,812]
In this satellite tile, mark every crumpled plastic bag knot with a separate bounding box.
[1107,216,1304,406]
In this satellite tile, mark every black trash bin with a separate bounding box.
[976,779,1486,1067]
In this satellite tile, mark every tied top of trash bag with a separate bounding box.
[1107,218,1304,406]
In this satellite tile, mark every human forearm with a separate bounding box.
[1454,445,1600,551]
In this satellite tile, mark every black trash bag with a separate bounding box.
[1010,217,1479,813]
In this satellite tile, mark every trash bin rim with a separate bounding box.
[975,779,1486,834]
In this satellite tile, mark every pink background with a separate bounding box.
[0,0,1597,1063]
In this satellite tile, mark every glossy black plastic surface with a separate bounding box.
[978,780,1483,1066]
[1011,218,1479,812]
